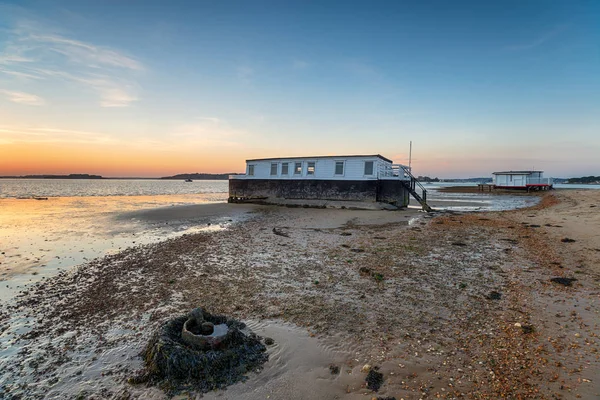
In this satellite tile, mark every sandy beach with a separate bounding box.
[1,189,599,399]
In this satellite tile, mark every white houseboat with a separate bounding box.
[492,170,553,190]
[228,154,431,210]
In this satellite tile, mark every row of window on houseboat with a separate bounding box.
[248,161,375,176]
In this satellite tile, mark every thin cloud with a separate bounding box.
[164,118,249,148]
[0,20,143,107]
[0,89,45,105]
[5,68,140,107]
[0,68,42,80]
[198,117,221,123]
[0,126,116,144]
[98,87,138,107]
[70,75,139,107]
[0,54,34,64]
[31,34,144,71]
[30,128,98,136]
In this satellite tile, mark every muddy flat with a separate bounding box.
[117,202,261,222]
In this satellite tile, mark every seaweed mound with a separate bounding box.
[366,368,384,391]
[136,308,268,394]
[550,277,577,286]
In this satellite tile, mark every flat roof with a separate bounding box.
[246,154,394,163]
[492,171,543,175]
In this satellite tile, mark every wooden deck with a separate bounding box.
[477,184,494,192]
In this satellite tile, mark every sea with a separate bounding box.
[0,179,230,302]
[0,178,228,198]
[412,182,600,211]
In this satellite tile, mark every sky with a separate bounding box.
[0,0,598,178]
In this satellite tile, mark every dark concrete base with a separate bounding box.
[228,179,409,207]
[378,180,411,207]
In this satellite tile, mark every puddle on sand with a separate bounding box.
[0,313,156,400]
[413,188,541,212]
[1,316,375,399]
[201,320,368,400]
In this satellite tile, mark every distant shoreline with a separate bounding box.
[0,174,103,179]
[0,174,238,180]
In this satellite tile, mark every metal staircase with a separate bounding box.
[377,163,433,212]
[400,168,432,212]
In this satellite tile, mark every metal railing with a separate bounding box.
[377,164,411,180]
[527,177,553,185]
[401,166,428,204]
[377,164,430,209]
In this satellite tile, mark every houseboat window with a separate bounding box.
[364,161,374,175]
[307,162,315,175]
[510,175,512,182]
[281,163,289,175]
[335,161,344,175]
[294,162,302,175]
[270,163,278,176]
[248,165,255,176]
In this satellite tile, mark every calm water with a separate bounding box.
[0,178,228,198]
[554,183,600,190]
[420,183,535,211]
[0,180,231,302]
[1,178,598,200]
[409,182,600,211]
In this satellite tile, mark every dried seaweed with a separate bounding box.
[366,368,384,391]
[135,310,268,395]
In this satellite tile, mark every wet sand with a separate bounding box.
[0,195,240,300]
[438,185,548,195]
[411,185,541,211]
[117,202,260,222]
[1,191,599,399]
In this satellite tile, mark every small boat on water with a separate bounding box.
[184,179,193,182]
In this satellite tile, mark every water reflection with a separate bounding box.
[0,194,230,302]
[0,179,229,198]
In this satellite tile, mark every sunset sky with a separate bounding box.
[1,0,599,178]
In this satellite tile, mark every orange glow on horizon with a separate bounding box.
[0,143,247,177]
[2,142,565,178]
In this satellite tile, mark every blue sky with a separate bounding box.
[0,0,598,177]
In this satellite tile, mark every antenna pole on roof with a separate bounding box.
[409,141,412,171]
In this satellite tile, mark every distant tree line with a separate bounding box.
[417,176,440,182]
[436,177,491,183]
[566,176,600,184]
[0,173,239,180]
[0,174,104,179]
